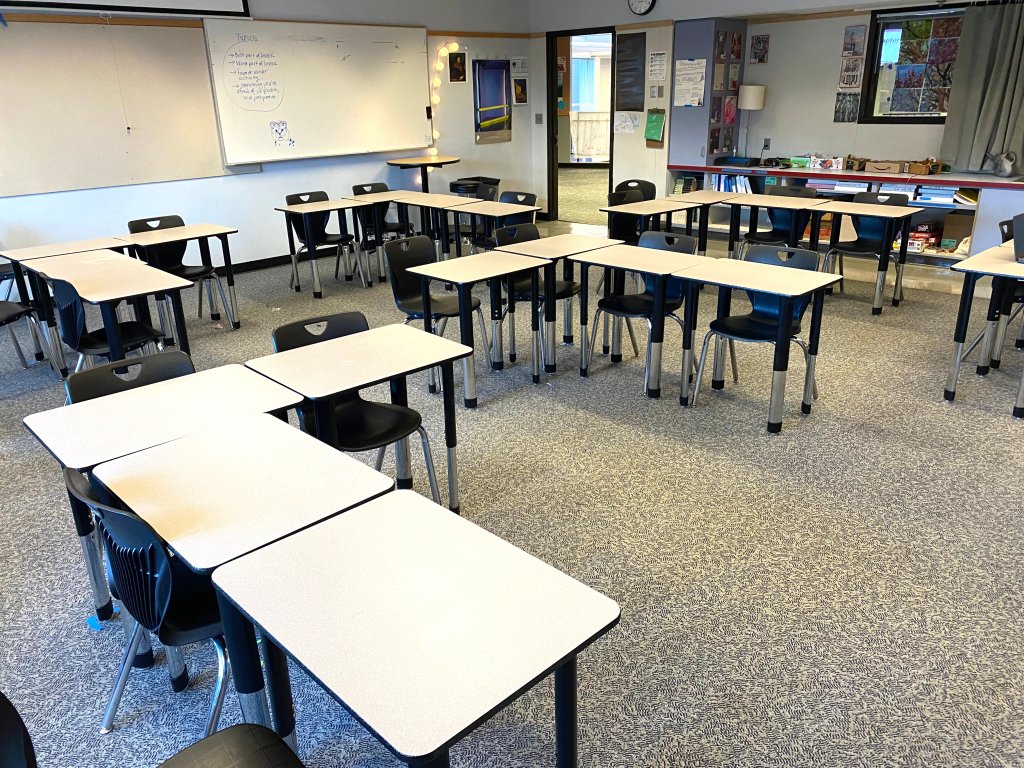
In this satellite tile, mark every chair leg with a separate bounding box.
[508,301,517,362]
[728,340,739,382]
[212,276,237,330]
[415,427,441,505]
[6,323,28,368]
[1016,310,1024,350]
[374,446,386,471]
[792,338,819,400]
[197,282,204,319]
[204,636,230,737]
[838,254,845,292]
[692,330,717,407]
[474,306,491,359]
[624,318,640,357]
[586,310,603,369]
[436,316,449,337]
[100,620,145,734]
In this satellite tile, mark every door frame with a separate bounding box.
[545,26,616,222]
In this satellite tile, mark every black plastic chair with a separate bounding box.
[284,191,366,290]
[461,183,503,251]
[63,469,229,737]
[606,189,644,246]
[737,185,817,260]
[0,263,14,301]
[128,216,236,329]
[614,179,657,201]
[0,688,302,768]
[272,311,440,502]
[823,192,909,296]
[693,245,820,406]
[0,300,34,370]
[351,182,414,245]
[65,350,194,403]
[383,236,489,350]
[496,191,538,228]
[52,280,162,374]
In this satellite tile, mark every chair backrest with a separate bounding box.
[352,182,388,196]
[384,236,437,308]
[607,189,643,244]
[637,231,698,301]
[0,690,37,768]
[848,192,910,244]
[284,191,331,247]
[51,279,86,351]
[615,179,657,201]
[65,351,195,404]
[63,467,172,635]
[475,183,499,202]
[497,191,537,226]
[999,218,1014,243]
[272,312,369,353]
[127,215,187,271]
[762,184,817,237]
[743,245,820,323]
[493,223,541,247]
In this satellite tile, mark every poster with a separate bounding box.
[728,63,740,90]
[511,57,528,75]
[449,51,467,83]
[557,56,567,73]
[513,76,529,105]
[730,32,744,60]
[614,112,637,134]
[843,25,866,57]
[712,63,725,91]
[715,30,728,61]
[838,57,863,89]
[648,51,667,81]
[673,58,706,107]
[710,96,723,123]
[834,91,859,122]
[723,95,737,125]
[473,59,512,144]
[750,34,769,64]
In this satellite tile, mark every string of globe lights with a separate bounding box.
[423,40,463,181]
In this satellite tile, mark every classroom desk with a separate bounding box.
[23,364,301,623]
[598,198,700,238]
[666,191,741,255]
[720,193,828,258]
[1,237,131,373]
[344,189,413,281]
[807,200,922,315]
[454,199,542,245]
[274,199,371,298]
[245,323,471,513]
[495,233,622,347]
[27,249,192,361]
[212,490,620,765]
[115,223,241,329]
[569,244,705,397]
[672,258,841,433]
[408,252,549,407]
[386,155,460,193]
[389,191,476,260]
[944,245,1024,415]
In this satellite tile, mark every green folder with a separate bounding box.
[644,110,665,142]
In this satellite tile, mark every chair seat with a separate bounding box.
[597,292,683,318]
[744,230,789,245]
[333,398,421,452]
[79,322,162,358]
[398,293,481,319]
[299,233,353,250]
[159,724,305,768]
[0,300,31,326]
[509,276,581,301]
[159,557,222,647]
[710,313,801,342]
[831,238,884,257]
[164,264,217,282]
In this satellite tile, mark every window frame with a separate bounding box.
[857,2,966,125]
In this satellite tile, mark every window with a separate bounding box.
[860,6,964,124]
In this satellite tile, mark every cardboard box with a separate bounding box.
[865,161,904,173]
[789,156,811,168]
[811,155,844,170]
[906,160,941,175]
[913,221,944,235]
[845,155,868,171]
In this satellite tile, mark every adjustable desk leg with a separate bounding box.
[680,281,699,406]
[390,375,413,490]
[544,261,557,373]
[977,276,1005,376]
[767,296,793,433]
[578,264,590,377]
[802,289,825,415]
[457,283,478,408]
[440,361,460,514]
[872,219,894,315]
[218,235,241,328]
[944,272,978,402]
[302,214,323,299]
[646,275,666,398]
[197,237,220,320]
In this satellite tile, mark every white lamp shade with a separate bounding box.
[738,84,766,110]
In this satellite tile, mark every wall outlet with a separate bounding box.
[762,138,771,150]
[535,113,543,125]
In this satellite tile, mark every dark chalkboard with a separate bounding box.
[615,32,647,112]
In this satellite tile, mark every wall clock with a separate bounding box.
[627,0,656,15]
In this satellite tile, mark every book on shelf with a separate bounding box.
[953,188,979,206]
[833,180,870,193]
[879,183,918,195]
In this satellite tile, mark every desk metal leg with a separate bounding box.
[579,264,590,377]
[67,491,113,622]
[375,204,387,284]
[215,594,271,728]
[260,634,297,751]
[872,219,894,315]
[712,288,732,390]
[680,281,699,406]
[440,361,460,514]
[544,262,557,373]
[100,302,125,363]
[610,270,625,363]
[892,218,910,307]
[646,275,666,398]
[698,204,710,256]
[991,281,1017,369]
[945,273,978,401]
[562,259,575,344]
[391,375,413,489]
[457,284,477,408]
[531,270,541,384]
[488,278,504,370]
[168,290,190,355]
[601,268,611,355]
[302,214,324,299]
[217,235,241,328]
[1014,368,1024,418]
[802,290,825,415]
[768,297,793,433]
[197,238,220,320]
[728,205,740,258]
[410,753,450,768]
[11,264,47,364]
[555,657,578,768]
[976,276,1006,376]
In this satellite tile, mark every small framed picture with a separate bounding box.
[750,34,769,64]
[730,32,743,61]
[715,30,728,62]
[843,25,866,57]
[838,56,863,89]
[513,76,529,105]
[728,63,740,91]
[449,51,467,83]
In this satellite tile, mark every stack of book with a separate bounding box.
[953,188,979,206]
[833,180,870,194]
[916,184,956,204]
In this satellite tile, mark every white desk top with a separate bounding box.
[720,193,828,211]
[26,249,191,303]
[569,243,705,276]
[93,414,393,573]
[666,191,741,205]
[391,191,477,209]
[386,155,461,167]
[0,237,127,263]
[408,251,549,285]
[212,490,620,761]
[24,364,302,470]
[952,245,1024,279]
[246,323,472,401]
[115,223,237,247]
[494,233,622,260]
[812,200,923,218]
[673,257,842,296]
[275,199,370,215]
[455,200,542,218]
[599,198,699,216]
[346,190,413,204]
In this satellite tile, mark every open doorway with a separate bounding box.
[546,28,614,225]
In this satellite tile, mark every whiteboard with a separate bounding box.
[204,19,432,165]
[0,21,239,198]
[0,0,248,14]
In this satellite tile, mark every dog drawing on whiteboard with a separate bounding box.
[270,120,296,147]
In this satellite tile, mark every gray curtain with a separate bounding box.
[940,5,1024,173]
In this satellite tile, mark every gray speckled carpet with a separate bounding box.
[1,242,1022,768]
